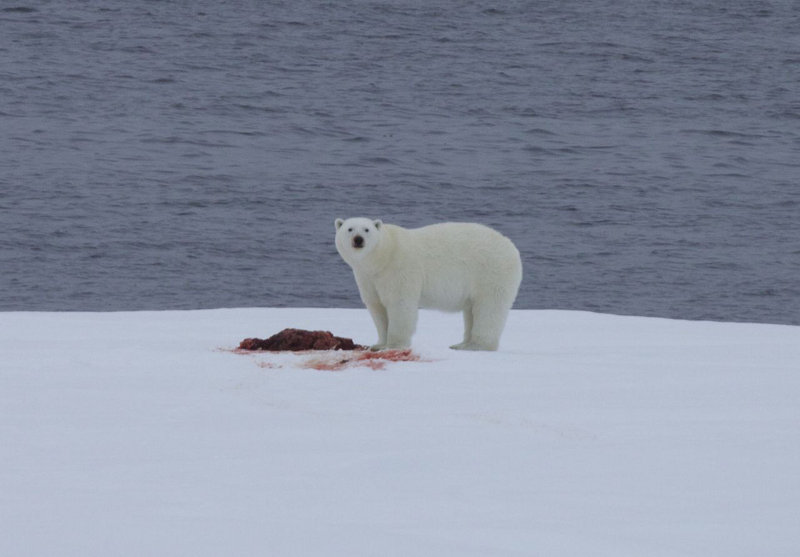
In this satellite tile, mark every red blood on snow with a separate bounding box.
[306,349,419,371]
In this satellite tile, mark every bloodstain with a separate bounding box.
[231,330,423,370]
[304,349,420,371]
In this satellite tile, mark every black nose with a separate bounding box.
[353,235,364,248]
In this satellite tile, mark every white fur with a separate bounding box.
[335,217,522,351]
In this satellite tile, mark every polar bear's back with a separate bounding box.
[408,222,518,261]
[393,222,522,311]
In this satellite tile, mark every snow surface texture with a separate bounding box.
[2,308,799,556]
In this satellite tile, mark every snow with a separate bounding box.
[2,308,799,556]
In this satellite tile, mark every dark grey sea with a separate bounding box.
[2,0,799,324]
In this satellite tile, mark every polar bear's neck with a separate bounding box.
[359,224,402,276]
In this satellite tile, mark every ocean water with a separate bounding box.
[2,0,799,324]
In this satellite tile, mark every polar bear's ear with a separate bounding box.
[373,219,382,230]
[335,218,344,230]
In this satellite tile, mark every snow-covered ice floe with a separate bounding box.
[2,308,799,556]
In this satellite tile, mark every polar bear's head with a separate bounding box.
[335,217,383,265]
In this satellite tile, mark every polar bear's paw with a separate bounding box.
[450,341,497,351]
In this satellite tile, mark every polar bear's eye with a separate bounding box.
[364,228,369,233]
[348,228,353,232]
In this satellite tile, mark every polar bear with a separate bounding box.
[335,217,522,351]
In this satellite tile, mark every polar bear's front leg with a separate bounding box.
[356,275,389,351]
[384,301,418,349]
[365,301,389,351]
[450,304,474,350]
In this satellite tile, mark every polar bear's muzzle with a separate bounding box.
[352,235,364,249]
